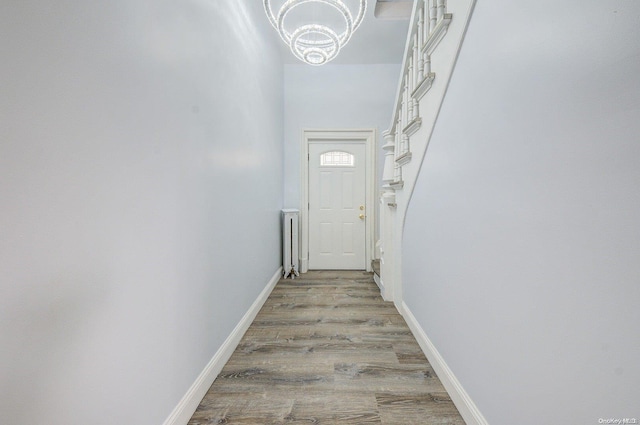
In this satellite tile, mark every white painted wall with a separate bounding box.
[403,1,640,424]
[283,64,401,209]
[0,1,283,424]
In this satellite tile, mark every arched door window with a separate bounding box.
[320,151,354,167]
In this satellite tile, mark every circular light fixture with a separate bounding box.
[264,0,367,66]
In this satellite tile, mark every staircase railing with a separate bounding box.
[382,0,452,191]
[376,3,487,424]
[378,0,456,304]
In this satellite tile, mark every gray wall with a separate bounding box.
[283,64,401,209]
[403,1,640,423]
[0,1,283,424]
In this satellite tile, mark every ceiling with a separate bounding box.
[270,0,412,65]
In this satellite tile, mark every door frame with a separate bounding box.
[300,129,377,273]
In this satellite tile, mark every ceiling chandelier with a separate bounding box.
[264,0,367,66]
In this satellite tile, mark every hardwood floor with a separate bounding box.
[188,270,465,425]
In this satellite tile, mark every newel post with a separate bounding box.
[379,130,397,301]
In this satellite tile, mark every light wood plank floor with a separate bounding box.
[188,270,465,424]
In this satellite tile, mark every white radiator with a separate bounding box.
[282,209,300,279]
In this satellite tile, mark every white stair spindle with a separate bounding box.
[423,1,430,42]
[430,1,437,34]
[437,0,446,21]
[406,66,413,122]
[412,91,420,122]
[397,111,404,154]
[402,131,410,157]
[395,111,401,156]
[404,77,410,126]
[399,83,409,155]
[381,130,396,185]
[417,9,425,81]
[399,82,403,124]
[413,33,419,87]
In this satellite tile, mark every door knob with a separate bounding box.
[359,214,365,220]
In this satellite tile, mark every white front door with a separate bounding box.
[308,142,366,270]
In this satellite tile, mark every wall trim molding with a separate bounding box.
[412,72,435,100]
[162,267,283,425]
[423,13,453,55]
[398,301,489,425]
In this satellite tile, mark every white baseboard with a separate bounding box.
[162,267,283,425]
[398,301,489,425]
